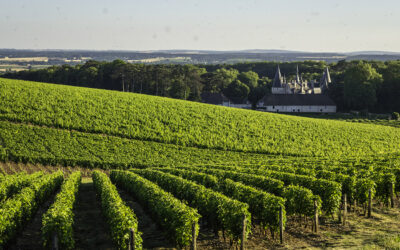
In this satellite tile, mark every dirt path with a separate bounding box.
[318,206,400,249]
[280,205,400,249]
[7,192,57,250]
[73,177,114,250]
[117,188,176,249]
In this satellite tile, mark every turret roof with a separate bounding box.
[272,65,283,88]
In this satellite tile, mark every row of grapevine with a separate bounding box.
[189,165,341,215]
[1,118,399,182]
[42,171,82,249]
[157,167,320,219]
[245,161,397,210]
[0,120,284,169]
[0,171,63,247]
[221,163,356,207]
[258,160,397,207]
[1,78,400,158]
[0,171,43,202]
[129,168,251,242]
[110,170,200,247]
[92,171,143,250]
[172,166,284,195]
[154,167,286,232]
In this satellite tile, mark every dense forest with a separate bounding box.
[2,60,400,112]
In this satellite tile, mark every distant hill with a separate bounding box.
[1,49,400,66]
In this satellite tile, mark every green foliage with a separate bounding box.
[1,78,399,158]
[5,59,400,112]
[42,171,82,249]
[238,71,259,89]
[355,178,376,205]
[171,165,321,218]
[155,167,285,232]
[92,171,142,250]
[174,166,284,196]
[110,170,199,247]
[208,68,239,92]
[392,112,400,120]
[0,171,63,247]
[154,167,219,188]
[0,120,285,169]
[373,172,395,205]
[0,171,43,202]
[223,79,250,104]
[378,61,400,112]
[130,168,251,242]
[344,61,383,110]
[255,168,341,215]
[221,178,285,232]
[282,185,321,217]
[187,165,341,215]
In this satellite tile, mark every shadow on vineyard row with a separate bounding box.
[2,163,400,249]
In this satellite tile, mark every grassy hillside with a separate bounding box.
[0,120,284,168]
[1,78,400,249]
[0,78,399,159]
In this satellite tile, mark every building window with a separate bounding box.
[272,106,275,109]
[298,109,300,112]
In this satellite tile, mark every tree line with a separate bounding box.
[2,59,400,112]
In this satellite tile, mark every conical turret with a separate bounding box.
[295,65,301,84]
[319,67,331,91]
[272,65,283,88]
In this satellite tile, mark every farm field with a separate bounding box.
[0,78,400,249]
[288,113,400,129]
[1,78,400,158]
[1,164,400,249]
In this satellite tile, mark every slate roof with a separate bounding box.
[260,94,336,106]
[272,65,283,88]
[200,92,229,105]
[319,67,331,90]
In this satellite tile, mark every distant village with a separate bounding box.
[201,66,337,113]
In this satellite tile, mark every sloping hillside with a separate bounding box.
[0,77,399,159]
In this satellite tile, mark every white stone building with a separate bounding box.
[259,65,337,113]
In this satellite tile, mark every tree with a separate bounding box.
[110,59,128,91]
[182,65,206,101]
[78,66,98,87]
[169,78,190,99]
[247,76,271,108]
[238,71,259,89]
[223,80,250,104]
[377,61,400,112]
[206,68,239,93]
[343,62,383,111]
[238,71,265,108]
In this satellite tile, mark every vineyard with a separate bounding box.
[0,78,400,249]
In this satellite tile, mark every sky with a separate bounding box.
[1,0,399,52]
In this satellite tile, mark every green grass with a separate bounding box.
[0,120,286,168]
[0,77,399,159]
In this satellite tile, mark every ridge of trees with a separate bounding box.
[2,59,400,112]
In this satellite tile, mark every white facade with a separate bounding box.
[229,103,252,109]
[222,102,251,109]
[265,105,336,113]
[222,101,230,106]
